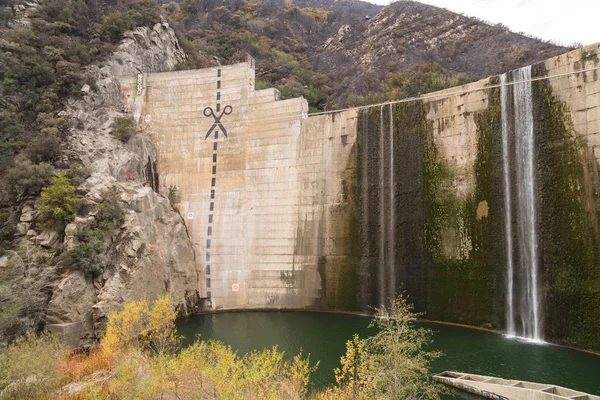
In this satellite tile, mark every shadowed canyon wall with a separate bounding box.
[120,43,600,350]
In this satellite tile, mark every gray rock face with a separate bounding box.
[46,23,200,345]
[91,179,200,337]
[35,230,61,249]
[19,210,39,223]
[65,22,185,180]
[46,272,96,342]
[16,223,30,236]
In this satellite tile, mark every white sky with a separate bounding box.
[368,0,599,46]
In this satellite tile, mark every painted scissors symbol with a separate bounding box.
[204,105,233,139]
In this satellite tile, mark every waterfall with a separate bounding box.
[361,110,370,307]
[388,104,396,302]
[379,106,386,307]
[502,66,542,341]
[500,73,516,337]
[513,66,541,341]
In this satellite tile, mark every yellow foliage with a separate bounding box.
[1,297,316,399]
[102,299,148,360]
[102,295,180,360]
[107,350,144,399]
[142,295,180,356]
[300,7,332,25]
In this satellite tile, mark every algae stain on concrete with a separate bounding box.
[426,84,504,329]
[324,146,360,310]
[533,64,600,350]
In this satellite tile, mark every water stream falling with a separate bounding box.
[361,110,370,307]
[388,105,396,302]
[500,73,516,337]
[379,105,386,307]
[502,66,542,341]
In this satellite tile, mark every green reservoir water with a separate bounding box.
[177,312,600,397]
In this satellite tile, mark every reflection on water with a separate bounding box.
[177,312,600,398]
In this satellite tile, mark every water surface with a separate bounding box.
[177,311,600,397]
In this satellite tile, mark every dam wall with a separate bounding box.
[119,43,600,350]
[120,57,357,309]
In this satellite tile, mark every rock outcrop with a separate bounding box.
[45,23,200,345]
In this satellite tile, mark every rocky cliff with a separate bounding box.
[316,1,568,96]
[41,23,201,345]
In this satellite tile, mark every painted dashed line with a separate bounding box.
[204,68,223,299]
[200,68,234,301]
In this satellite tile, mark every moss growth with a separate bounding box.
[325,163,360,310]
[533,65,600,350]
[390,101,430,312]
[423,87,504,329]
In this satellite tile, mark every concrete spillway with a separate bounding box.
[434,372,600,400]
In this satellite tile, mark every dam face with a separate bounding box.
[120,44,600,350]
[120,56,357,309]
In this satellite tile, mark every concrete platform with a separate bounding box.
[433,371,600,400]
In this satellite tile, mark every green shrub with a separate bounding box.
[167,185,179,206]
[95,186,123,231]
[0,332,64,399]
[0,124,26,172]
[66,163,91,186]
[74,228,105,244]
[0,240,56,342]
[25,132,61,163]
[4,158,54,196]
[102,1,160,42]
[61,242,103,278]
[0,209,16,254]
[37,172,80,230]
[102,11,131,42]
[111,116,137,143]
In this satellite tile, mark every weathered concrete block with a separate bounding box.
[46,322,83,348]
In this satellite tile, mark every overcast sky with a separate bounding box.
[368,0,599,46]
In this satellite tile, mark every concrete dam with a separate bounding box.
[120,43,600,350]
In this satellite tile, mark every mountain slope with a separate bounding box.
[172,0,570,108]
[316,1,569,97]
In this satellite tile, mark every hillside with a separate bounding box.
[170,0,571,108]
[0,0,576,344]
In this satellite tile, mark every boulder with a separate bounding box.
[16,222,30,236]
[19,210,39,222]
[46,272,97,343]
[35,230,60,248]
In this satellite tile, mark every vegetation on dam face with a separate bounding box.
[345,64,600,351]
[532,64,600,350]
[348,96,505,327]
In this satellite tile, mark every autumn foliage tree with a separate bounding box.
[318,294,443,400]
